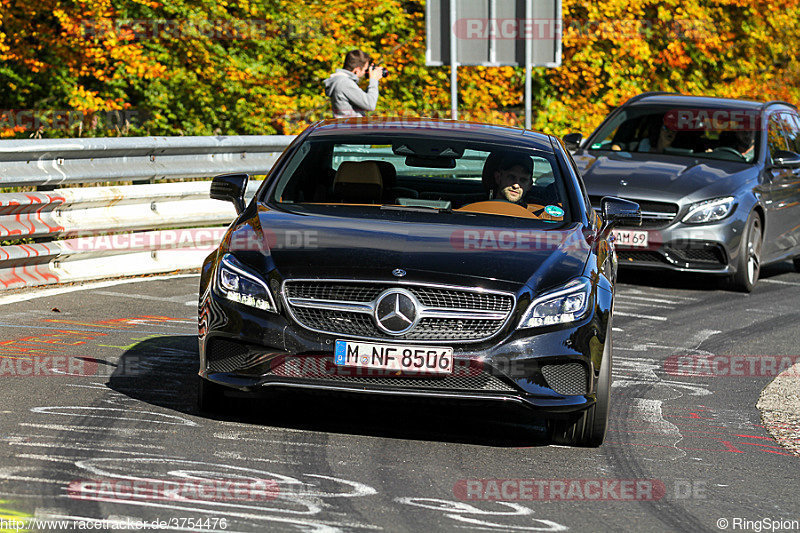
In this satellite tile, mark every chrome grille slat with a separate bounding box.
[283,280,515,343]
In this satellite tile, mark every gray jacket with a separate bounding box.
[323,69,379,118]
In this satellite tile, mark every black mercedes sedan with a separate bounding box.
[198,117,641,447]
[565,93,800,292]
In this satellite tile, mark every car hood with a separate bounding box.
[574,151,754,203]
[232,206,591,293]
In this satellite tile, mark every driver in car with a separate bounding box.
[491,153,563,221]
[492,153,534,205]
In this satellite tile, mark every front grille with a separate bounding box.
[617,250,667,263]
[412,287,511,312]
[283,281,515,343]
[541,363,589,395]
[269,357,516,392]
[592,196,678,228]
[670,246,726,265]
[284,283,383,302]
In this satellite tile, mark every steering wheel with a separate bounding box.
[712,146,747,161]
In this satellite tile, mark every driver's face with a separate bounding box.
[495,165,532,203]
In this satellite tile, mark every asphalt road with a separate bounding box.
[0,265,799,532]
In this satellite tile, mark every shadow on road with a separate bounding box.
[107,335,551,448]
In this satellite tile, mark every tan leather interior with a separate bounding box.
[333,161,383,187]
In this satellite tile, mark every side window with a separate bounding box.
[783,113,800,154]
[767,114,789,159]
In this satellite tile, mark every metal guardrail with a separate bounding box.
[0,135,296,291]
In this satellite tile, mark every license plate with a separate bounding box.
[612,229,648,248]
[334,340,454,374]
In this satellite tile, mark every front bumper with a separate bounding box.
[198,287,613,417]
[614,216,746,274]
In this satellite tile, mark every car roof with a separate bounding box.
[627,93,795,111]
[306,117,556,152]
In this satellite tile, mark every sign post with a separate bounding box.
[426,0,562,127]
[449,0,458,120]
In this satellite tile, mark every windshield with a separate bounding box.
[588,105,760,163]
[267,135,572,222]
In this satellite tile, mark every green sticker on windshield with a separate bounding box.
[545,205,564,217]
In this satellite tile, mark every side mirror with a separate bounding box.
[563,132,583,152]
[210,173,249,214]
[601,196,641,228]
[771,150,800,168]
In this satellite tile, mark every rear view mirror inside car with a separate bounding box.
[405,155,457,168]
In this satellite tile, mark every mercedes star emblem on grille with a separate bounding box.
[374,289,419,335]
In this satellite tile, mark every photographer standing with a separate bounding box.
[324,50,385,118]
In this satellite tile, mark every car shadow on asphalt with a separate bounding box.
[106,335,552,448]
[617,260,796,291]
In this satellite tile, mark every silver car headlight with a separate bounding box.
[518,278,591,329]
[682,197,736,224]
[216,253,277,312]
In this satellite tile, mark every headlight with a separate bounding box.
[518,278,591,329]
[682,197,735,224]
[216,253,277,312]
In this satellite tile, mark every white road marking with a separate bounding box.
[8,441,175,456]
[212,432,345,449]
[761,278,800,286]
[631,398,685,454]
[67,457,383,531]
[396,498,566,531]
[613,311,667,321]
[689,329,720,350]
[9,435,163,450]
[615,300,675,310]
[616,294,689,305]
[617,288,698,301]
[212,451,301,465]
[30,407,198,426]
[93,291,197,304]
[0,273,198,306]
[19,423,170,435]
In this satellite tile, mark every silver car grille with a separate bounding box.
[282,281,515,343]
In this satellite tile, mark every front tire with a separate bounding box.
[548,329,612,447]
[730,212,762,292]
[793,256,800,272]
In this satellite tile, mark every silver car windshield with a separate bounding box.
[589,106,760,163]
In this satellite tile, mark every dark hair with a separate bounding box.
[343,50,371,71]
[496,153,533,175]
